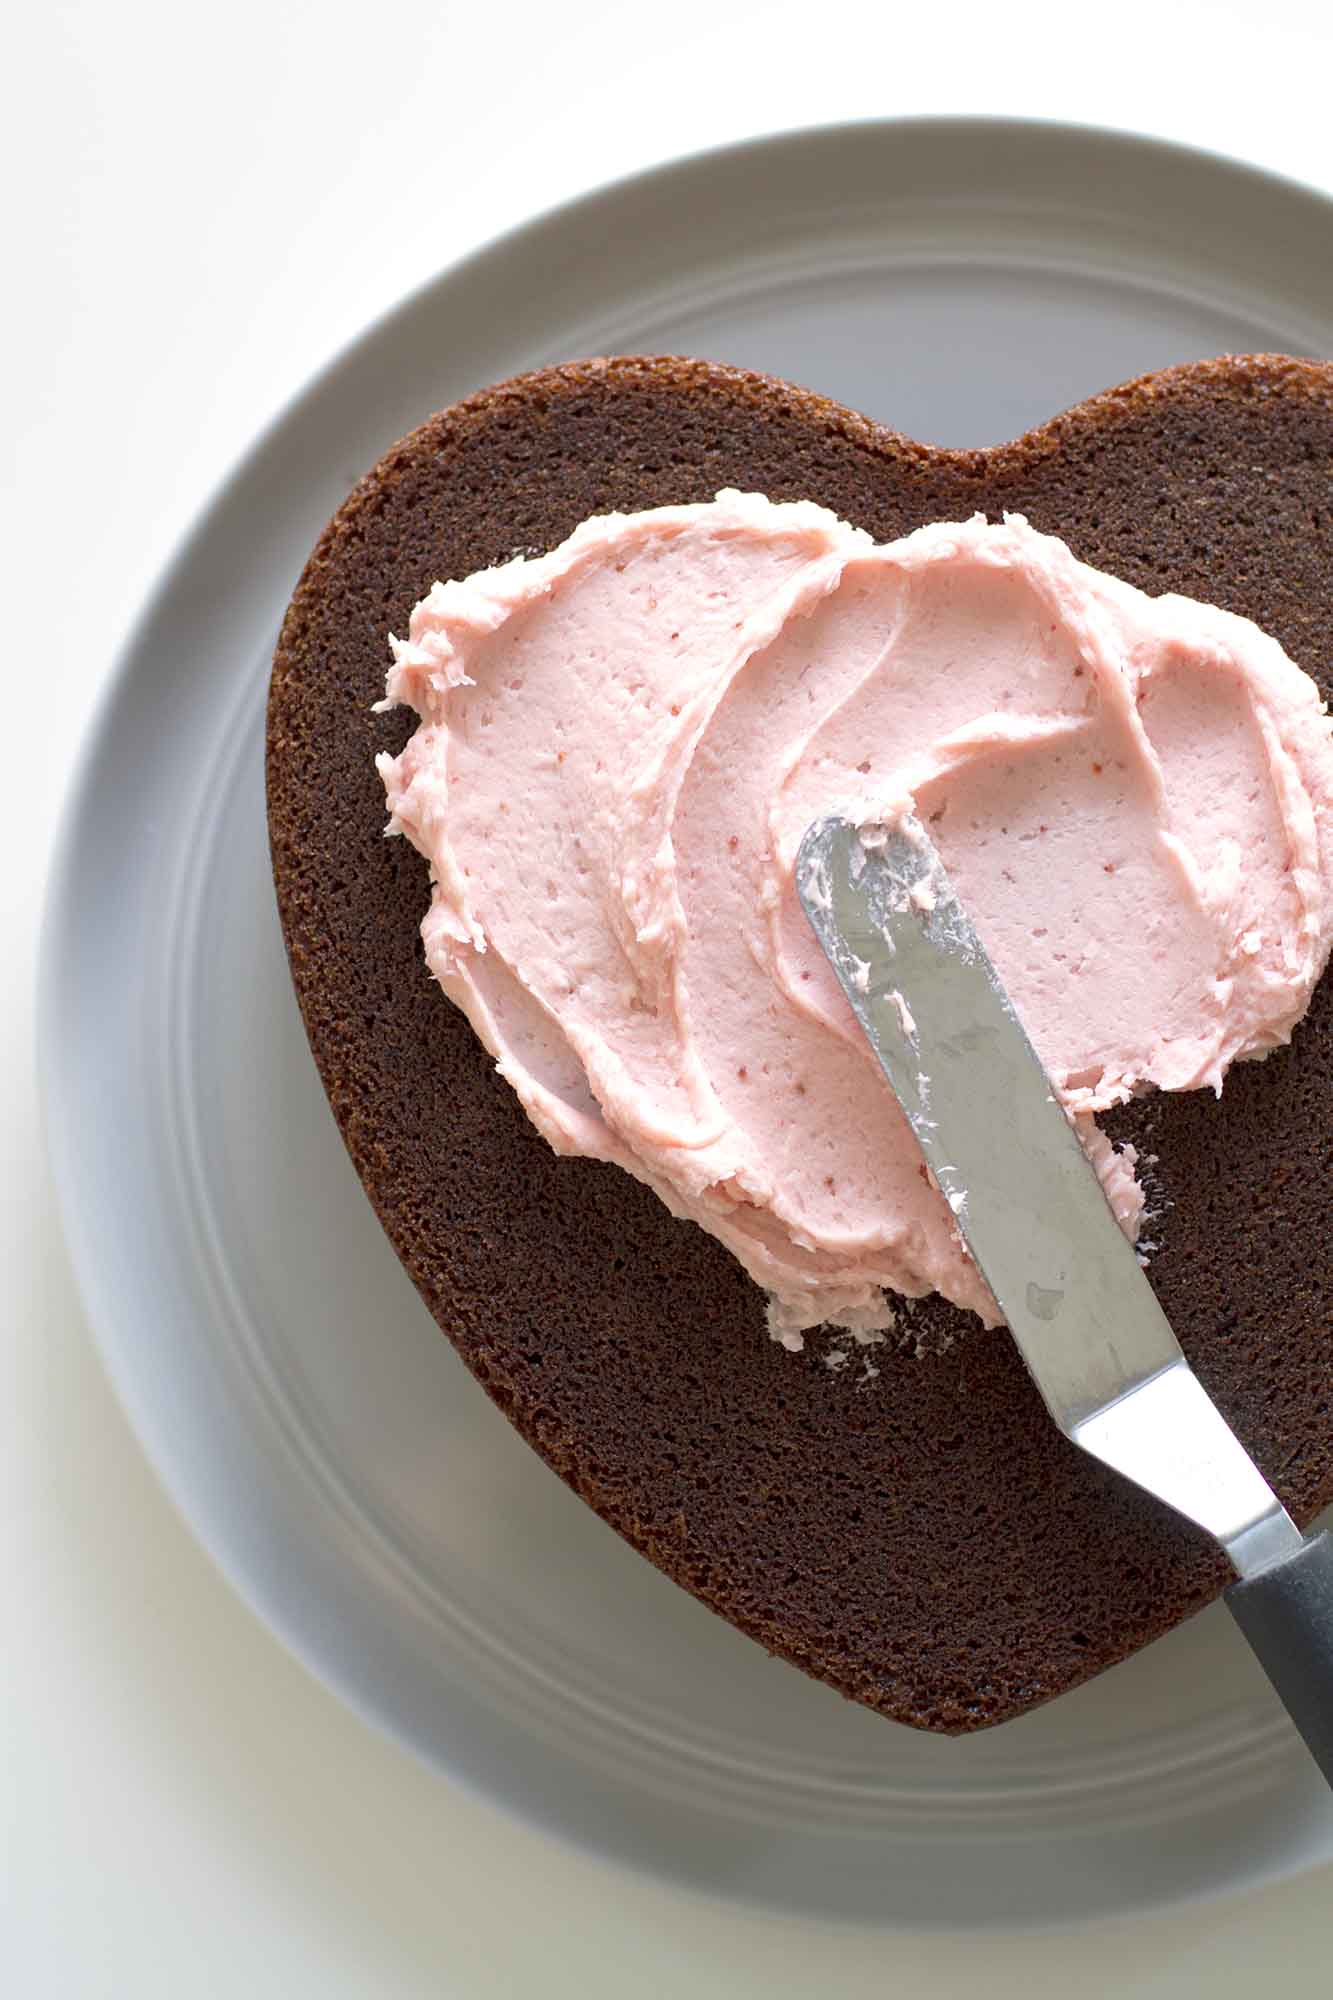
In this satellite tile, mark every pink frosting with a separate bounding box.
[377,495,1333,1347]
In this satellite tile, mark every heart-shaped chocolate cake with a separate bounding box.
[267,354,1333,1731]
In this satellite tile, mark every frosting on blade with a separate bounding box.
[377,494,1333,1346]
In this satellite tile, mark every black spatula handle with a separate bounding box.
[1226,1531,1333,1787]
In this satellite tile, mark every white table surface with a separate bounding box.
[9,1,1333,1989]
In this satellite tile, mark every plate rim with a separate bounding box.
[39,113,1333,1930]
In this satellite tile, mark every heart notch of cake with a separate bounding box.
[267,354,1333,1732]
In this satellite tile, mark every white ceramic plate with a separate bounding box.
[42,119,1333,1929]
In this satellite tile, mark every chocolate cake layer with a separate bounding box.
[267,355,1333,1731]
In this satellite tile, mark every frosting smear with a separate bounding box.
[377,494,1333,1346]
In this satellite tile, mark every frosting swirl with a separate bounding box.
[378,494,1333,1344]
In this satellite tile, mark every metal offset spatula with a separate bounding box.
[797,813,1333,1785]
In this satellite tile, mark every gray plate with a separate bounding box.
[41,118,1333,1929]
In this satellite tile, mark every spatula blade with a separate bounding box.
[795,813,1299,1577]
